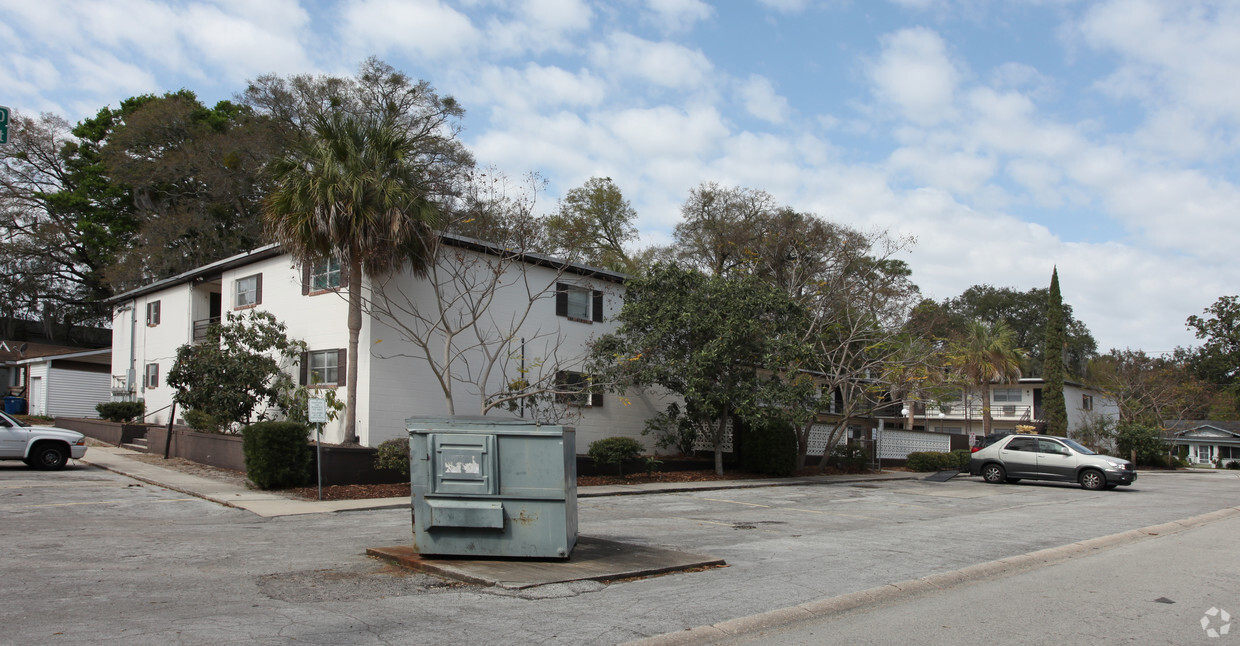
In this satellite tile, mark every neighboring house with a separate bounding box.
[1,341,113,417]
[1164,420,1240,467]
[889,377,1119,440]
[107,235,668,450]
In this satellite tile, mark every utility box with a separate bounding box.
[407,417,577,559]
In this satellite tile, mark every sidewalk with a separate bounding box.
[79,445,920,518]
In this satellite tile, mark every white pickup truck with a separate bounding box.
[0,410,88,469]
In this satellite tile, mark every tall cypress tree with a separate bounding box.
[1042,268,1068,436]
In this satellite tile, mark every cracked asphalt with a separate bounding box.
[4,461,1238,644]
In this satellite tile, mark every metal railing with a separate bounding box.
[192,317,221,342]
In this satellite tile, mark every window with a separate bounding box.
[301,349,346,387]
[556,370,602,407]
[1082,394,1093,411]
[992,388,1022,403]
[145,363,159,389]
[555,283,603,323]
[145,301,161,326]
[235,274,262,308]
[1220,446,1238,460]
[1037,439,1069,455]
[1005,437,1036,452]
[303,258,343,294]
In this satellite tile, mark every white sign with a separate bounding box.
[308,397,328,424]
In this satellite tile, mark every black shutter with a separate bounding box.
[592,290,604,322]
[299,352,308,385]
[337,349,347,387]
[254,274,263,305]
[301,264,310,295]
[555,284,568,317]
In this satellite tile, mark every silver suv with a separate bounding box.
[969,434,1136,490]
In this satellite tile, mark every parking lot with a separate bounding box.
[3,461,1238,644]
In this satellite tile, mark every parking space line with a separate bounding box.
[698,497,772,508]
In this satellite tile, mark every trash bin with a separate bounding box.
[407,416,577,559]
[3,396,27,415]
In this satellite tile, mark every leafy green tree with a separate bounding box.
[946,320,1025,435]
[1114,422,1171,466]
[1042,268,1068,435]
[166,311,306,430]
[1184,295,1240,411]
[588,264,809,474]
[545,176,637,272]
[263,60,469,444]
[673,182,776,276]
[1089,349,1216,424]
[942,284,1097,376]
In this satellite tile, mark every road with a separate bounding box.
[3,461,1238,644]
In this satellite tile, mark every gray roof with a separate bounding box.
[1164,420,1240,435]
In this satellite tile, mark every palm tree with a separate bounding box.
[947,320,1025,435]
[265,113,441,444]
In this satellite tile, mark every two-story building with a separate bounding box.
[108,235,668,450]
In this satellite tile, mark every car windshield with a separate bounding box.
[0,412,30,428]
[1059,438,1096,455]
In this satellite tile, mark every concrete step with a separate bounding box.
[120,441,149,452]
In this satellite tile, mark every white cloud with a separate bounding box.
[736,74,791,124]
[340,0,479,60]
[458,64,607,114]
[589,33,714,90]
[643,0,714,32]
[868,27,960,125]
[480,0,592,56]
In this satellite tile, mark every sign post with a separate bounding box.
[308,397,328,501]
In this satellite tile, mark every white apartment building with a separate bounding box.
[108,235,668,449]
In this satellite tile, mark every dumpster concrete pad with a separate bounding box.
[367,536,725,589]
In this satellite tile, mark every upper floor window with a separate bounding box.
[992,387,1022,403]
[145,300,161,326]
[1081,394,1093,411]
[145,363,160,389]
[303,258,344,294]
[235,274,262,309]
[556,283,603,323]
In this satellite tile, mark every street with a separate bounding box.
[3,461,1238,645]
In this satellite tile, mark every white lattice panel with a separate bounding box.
[692,418,734,453]
[806,423,841,456]
[879,429,950,460]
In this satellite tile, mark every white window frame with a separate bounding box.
[992,388,1022,403]
[235,274,260,308]
[310,258,342,291]
[308,350,339,386]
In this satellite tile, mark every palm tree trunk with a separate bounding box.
[981,383,992,435]
[344,257,362,445]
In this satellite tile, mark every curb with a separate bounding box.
[624,505,1240,646]
[576,474,922,498]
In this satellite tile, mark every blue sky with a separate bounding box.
[4,0,1239,355]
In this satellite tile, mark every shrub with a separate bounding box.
[96,401,144,423]
[374,437,411,478]
[183,408,226,433]
[242,421,312,490]
[951,449,972,471]
[906,451,951,472]
[588,437,644,476]
[1114,423,1170,466]
[736,416,797,477]
[641,403,697,456]
[828,443,870,473]
[1227,460,1240,470]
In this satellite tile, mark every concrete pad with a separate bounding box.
[367,536,725,589]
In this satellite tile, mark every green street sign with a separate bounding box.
[0,106,8,145]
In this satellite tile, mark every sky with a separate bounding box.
[3,0,1238,355]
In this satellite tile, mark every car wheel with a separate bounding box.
[1079,469,1105,490]
[32,444,68,470]
[981,464,1006,484]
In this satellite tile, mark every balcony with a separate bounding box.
[192,317,221,343]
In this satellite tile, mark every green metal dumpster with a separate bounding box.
[407,417,577,559]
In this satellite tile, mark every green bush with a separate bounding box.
[1227,460,1240,470]
[736,416,798,477]
[242,421,312,490]
[906,451,951,472]
[96,401,144,423]
[588,437,644,476]
[1114,423,1170,466]
[828,443,870,473]
[374,437,411,478]
[951,449,972,470]
[183,408,226,433]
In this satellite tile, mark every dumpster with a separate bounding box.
[4,396,27,415]
[407,417,577,559]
